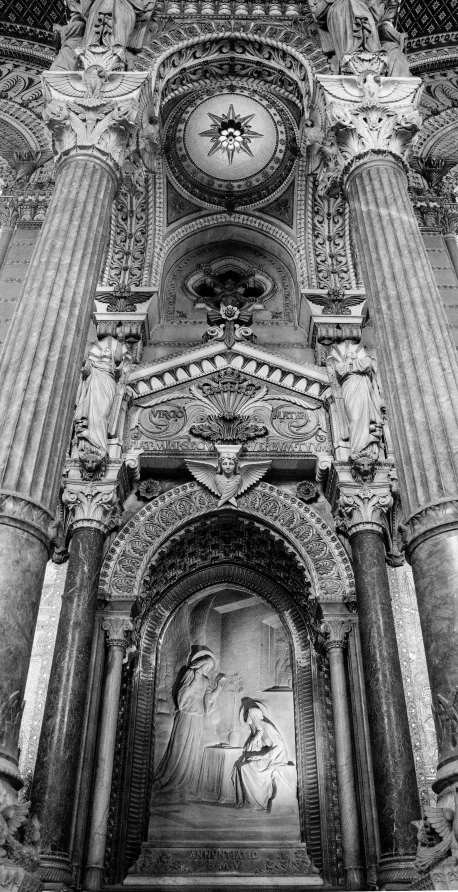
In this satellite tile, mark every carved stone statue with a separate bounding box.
[52,0,155,71]
[328,340,383,461]
[186,445,271,508]
[308,0,410,76]
[231,703,297,813]
[152,647,225,798]
[74,334,130,478]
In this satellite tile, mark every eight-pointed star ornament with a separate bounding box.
[199,104,263,164]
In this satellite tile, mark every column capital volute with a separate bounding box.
[321,617,352,651]
[62,481,120,536]
[312,73,423,192]
[42,65,152,178]
[101,614,133,650]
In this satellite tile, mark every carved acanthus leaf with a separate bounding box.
[42,70,151,172]
[62,484,120,534]
[338,485,393,534]
[321,617,352,649]
[102,615,133,648]
[315,74,423,181]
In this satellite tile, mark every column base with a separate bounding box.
[0,858,43,892]
[84,865,104,891]
[377,856,419,890]
[38,854,73,891]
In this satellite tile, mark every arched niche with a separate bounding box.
[101,485,356,886]
[105,563,342,888]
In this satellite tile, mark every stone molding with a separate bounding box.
[102,615,133,649]
[99,481,355,603]
[0,491,54,550]
[62,483,120,535]
[321,617,351,651]
[42,69,151,176]
[403,497,458,557]
[314,74,423,189]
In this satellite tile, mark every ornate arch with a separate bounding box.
[139,30,317,112]
[100,481,355,603]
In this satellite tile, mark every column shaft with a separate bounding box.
[327,644,364,890]
[347,157,458,787]
[84,643,125,890]
[0,157,116,514]
[0,224,14,271]
[346,158,458,517]
[32,527,105,881]
[350,530,419,862]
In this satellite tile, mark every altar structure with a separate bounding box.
[0,0,458,889]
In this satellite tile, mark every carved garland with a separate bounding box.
[99,481,355,602]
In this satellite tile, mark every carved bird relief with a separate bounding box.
[185,447,271,508]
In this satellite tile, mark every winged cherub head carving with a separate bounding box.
[186,445,270,508]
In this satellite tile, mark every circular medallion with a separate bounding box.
[165,85,296,208]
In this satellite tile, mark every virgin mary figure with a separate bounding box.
[232,704,297,813]
[153,648,225,799]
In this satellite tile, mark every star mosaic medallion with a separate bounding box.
[199,104,263,164]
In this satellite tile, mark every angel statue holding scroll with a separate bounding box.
[186,445,271,508]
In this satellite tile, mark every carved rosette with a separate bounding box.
[314,74,423,188]
[321,617,352,651]
[42,68,151,176]
[102,615,133,650]
[338,485,393,536]
[62,484,120,535]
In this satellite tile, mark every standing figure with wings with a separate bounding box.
[186,445,271,508]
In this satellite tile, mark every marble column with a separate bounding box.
[444,231,458,282]
[31,483,120,887]
[322,618,364,891]
[338,478,420,888]
[0,58,149,846]
[316,73,458,805]
[84,616,133,892]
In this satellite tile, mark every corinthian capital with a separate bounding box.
[62,482,120,535]
[314,73,422,185]
[42,68,151,174]
[339,484,393,536]
[321,617,352,651]
[102,614,133,649]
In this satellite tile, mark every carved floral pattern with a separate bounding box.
[100,482,355,602]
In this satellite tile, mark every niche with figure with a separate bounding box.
[138,585,321,881]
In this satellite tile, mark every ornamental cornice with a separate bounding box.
[314,74,423,188]
[62,482,121,535]
[42,68,151,175]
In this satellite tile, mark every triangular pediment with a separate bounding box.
[127,341,332,457]
[128,340,330,404]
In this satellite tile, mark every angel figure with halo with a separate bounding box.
[186,444,271,508]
